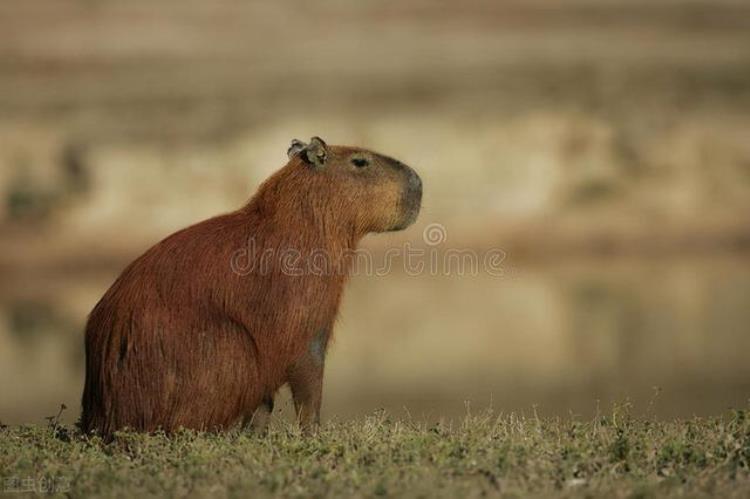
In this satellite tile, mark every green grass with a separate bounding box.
[1,407,749,498]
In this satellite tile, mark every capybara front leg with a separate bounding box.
[288,329,328,429]
[288,358,323,429]
[246,397,274,433]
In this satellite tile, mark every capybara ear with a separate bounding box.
[302,136,328,168]
[287,139,307,159]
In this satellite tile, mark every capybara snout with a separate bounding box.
[81,136,421,438]
[396,162,422,231]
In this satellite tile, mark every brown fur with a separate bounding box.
[80,138,422,438]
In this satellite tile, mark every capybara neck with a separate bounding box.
[246,160,362,255]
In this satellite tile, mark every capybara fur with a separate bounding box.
[81,137,422,438]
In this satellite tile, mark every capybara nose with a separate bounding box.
[408,168,422,193]
[405,167,423,217]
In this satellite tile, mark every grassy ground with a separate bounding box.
[1,407,748,498]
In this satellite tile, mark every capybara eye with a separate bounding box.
[351,157,369,168]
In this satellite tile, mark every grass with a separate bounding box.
[0,407,749,498]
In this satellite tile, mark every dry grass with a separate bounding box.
[1,406,749,498]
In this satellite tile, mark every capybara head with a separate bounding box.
[262,136,422,235]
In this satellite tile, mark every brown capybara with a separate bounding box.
[81,137,422,438]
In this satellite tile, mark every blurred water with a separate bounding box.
[1,255,748,425]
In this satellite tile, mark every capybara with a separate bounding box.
[81,137,422,438]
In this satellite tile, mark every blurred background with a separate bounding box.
[1,0,749,425]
